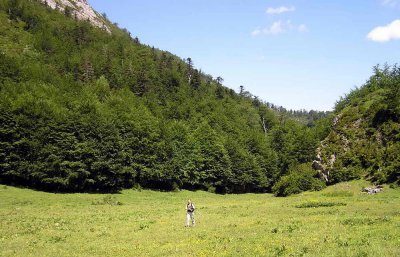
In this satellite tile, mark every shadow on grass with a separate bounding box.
[295,201,347,208]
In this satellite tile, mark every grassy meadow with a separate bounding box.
[0,180,399,257]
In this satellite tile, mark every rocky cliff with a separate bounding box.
[40,0,110,33]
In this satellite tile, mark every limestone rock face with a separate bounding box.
[312,115,344,183]
[40,0,111,33]
[312,159,328,182]
[312,148,335,182]
[312,111,371,184]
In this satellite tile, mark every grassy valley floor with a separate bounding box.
[0,180,399,256]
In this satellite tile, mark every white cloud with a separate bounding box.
[298,24,308,32]
[266,6,295,15]
[251,21,284,35]
[382,0,400,7]
[251,28,262,36]
[265,21,285,34]
[252,20,307,36]
[367,20,400,42]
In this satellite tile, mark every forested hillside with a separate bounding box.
[0,0,330,193]
[314,65,400,187]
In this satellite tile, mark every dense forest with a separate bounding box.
[4,0,397,196]
[0,0,333,194]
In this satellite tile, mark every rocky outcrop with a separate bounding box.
[312,148,335,182]
[312,112,373,184]
[362,186,383,194]
[312,115,341,183]
[312,67,399,186]
[40,0,111,33]
[312,159,328,182]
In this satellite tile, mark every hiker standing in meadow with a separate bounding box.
[186,199,195,227]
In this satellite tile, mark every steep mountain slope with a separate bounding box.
[313,66,400,186]
[40,0,110,32]
[0,0,329,193]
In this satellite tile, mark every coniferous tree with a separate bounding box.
[82,58,94,82]
[216,76,224,85]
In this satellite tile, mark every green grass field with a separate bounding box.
[1,180,399,257]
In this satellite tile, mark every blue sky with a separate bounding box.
[89,0,400,111]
